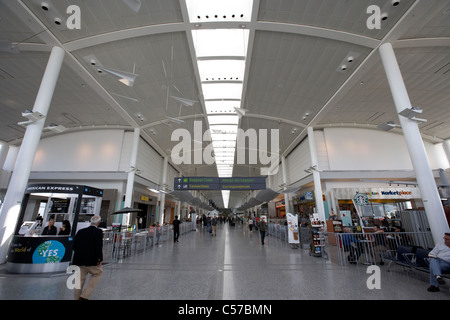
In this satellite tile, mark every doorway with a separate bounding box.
[137,203,149,229]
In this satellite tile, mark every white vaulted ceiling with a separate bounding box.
[0,0,449,209]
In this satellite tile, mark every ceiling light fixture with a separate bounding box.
[122,0,142,13]
[234,107,248,119]
[96,66,138,87]
[171,96,197,107]
[165,116,184,124]
[22,109,45,122]
[0,40,20,54]
[398,106,427,123]
[377,121,401,131]
[45,123,67,133]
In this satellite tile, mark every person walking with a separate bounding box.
[173,215,181,242]
[71,215,103,300]
[258,217,268,245]
[248,218,254,232]
[206,216,212,234]
[211,215,218,236]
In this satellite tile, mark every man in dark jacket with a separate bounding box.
[258,217,268,245]
[173,215,181,242]
[72,215,103,300]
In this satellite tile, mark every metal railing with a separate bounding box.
[102,221,196,262]
[268,223,288,241]
[267,223,311,249]
[332,231,434,266]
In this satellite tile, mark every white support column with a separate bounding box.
[123,128,140,227]
[176,171,182,219]
[281,156,291,213]
[0,46,65,264]
[0,142,8,170]
[443,139,450,166]
[158,156,168,224]
[307,126,326,224]
[379,42,449,244]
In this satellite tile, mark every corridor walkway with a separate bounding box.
[0,222,448,300]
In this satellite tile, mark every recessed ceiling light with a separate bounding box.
[41,2,49,10]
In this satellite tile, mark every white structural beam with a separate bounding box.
[0,46,65,264]
[379,42,449,245]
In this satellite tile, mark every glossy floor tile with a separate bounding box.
[0,223,449,300]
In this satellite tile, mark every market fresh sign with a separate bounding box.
[334,188,420,200]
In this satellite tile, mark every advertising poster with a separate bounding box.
[286,213,299,244]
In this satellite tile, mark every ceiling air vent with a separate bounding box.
[434,62,450,75]
[0,67,14,79]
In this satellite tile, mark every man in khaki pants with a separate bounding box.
[72,215,103,300]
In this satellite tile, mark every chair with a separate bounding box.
[386,245,414,271]
[414,248,430,270]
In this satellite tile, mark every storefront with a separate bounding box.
[7,183,103,273]
[275,200,286,218]
[333,187,421,229]
[293,190,328,220]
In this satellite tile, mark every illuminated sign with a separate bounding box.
[174,177,266,190]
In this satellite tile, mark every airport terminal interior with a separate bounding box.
[0,0,450,301]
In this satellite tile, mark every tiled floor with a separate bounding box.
[0,223,448,300]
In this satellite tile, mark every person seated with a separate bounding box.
[342,227,364,263]
[58,220,71,235]
[42,218,57,235]
[427,232,450,292]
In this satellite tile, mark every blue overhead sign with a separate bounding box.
[174,177,266,190]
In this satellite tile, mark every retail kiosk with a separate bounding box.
[6,184,103,273]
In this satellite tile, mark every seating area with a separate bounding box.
[384,245,450,281]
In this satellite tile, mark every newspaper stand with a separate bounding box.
[309,218,326,257]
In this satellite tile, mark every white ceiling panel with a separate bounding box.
[1,0,449,209]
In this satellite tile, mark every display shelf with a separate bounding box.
[309,217,326,257]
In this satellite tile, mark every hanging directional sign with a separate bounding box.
[220,177,266,190]
[174,177,266,191]
[174,177,220,190]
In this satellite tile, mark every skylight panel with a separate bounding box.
[186,0,254,23]
[202,83,243,100]
[211,133,237,141]
[205,101,240,114]
[210,125,238,134]
[207,115,239,125]
[212,140,236,148]
[198,60,245,82]
[192,29,250,58]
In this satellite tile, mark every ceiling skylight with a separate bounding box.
[205,101,240,114]
[197,60,245,82]
[187,0,254,207]
[202,83,244,100]
[192,29,250,58]
[207,115,239,125]
[186,0,254,23]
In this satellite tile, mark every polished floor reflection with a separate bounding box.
[0,223,448,300]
